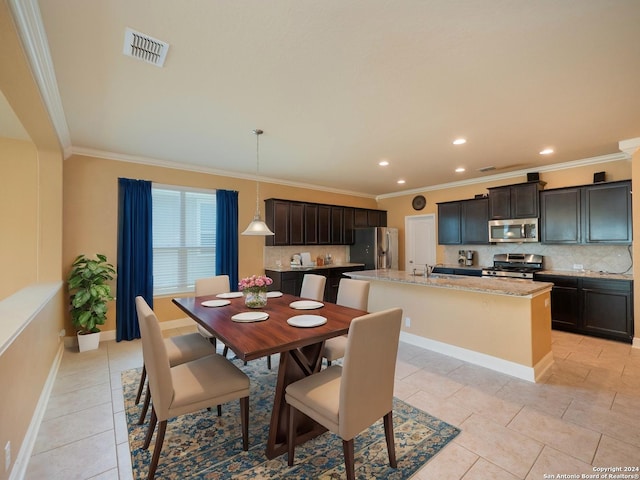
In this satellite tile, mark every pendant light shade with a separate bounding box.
[242,129,274,236]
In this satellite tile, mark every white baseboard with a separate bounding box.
[399,331,554,383]
[63,317,196,347]
[633,336,639,349]
[10,342,64,480]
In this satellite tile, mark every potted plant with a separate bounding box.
[68,253,116,352]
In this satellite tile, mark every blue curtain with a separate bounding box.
[216,189,239,290]
[116,178,153,341]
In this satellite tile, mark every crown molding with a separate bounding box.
[70,146,378,199]
[8,0,71,156]
[619,137,640,158]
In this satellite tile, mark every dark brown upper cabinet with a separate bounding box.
[265,198,386,246]
[437,197,489,245]
[488,181,545,219]
[541,180,632,245]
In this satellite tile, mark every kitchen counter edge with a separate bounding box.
[264,263,365,273]
[537,270,633,281]
[345,269,552,297]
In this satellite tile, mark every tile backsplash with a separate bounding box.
[264,246,349,268]
[444,244,633,275]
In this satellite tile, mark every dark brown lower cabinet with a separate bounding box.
[265,266,364,304]
[534,274,633,343]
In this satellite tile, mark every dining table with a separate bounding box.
[172,291,368,459]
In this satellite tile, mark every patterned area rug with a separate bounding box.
[122,357,460,479]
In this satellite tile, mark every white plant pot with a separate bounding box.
[77,331,100,352]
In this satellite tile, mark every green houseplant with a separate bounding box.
[68,254,116,351]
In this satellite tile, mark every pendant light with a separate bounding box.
[242,129,274,236]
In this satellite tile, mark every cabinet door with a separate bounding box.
[367,210,382,227]
[354,209,368,227]
[304,204,318,245]
[488,187,511,219]
[581,279,633,342]
[511,182,540,218]
[461,198,489,244]
[290,202,305,245]
[583,181,632,244]
[437,202,462,244]
[540,188,581,244]
[535,274,580,331]
[318,205,331,244]
[343,207,355,244]
[331,206,344,244]
[265,199,290,246]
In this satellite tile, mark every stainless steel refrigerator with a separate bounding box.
[349,227,399,270]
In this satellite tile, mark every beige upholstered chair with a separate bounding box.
[136,296,250,480]
[195,275,231,355]
[135,317,216,424]
[322,278,370,365]
[286,307,403,480]
[299,273,326,301]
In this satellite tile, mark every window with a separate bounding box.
[152,184,216,295]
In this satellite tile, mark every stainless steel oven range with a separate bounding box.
[481,253,543,279]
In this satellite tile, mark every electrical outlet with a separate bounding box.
[405,317,411,327]
[5,441,10,472]
[573,264,584,271]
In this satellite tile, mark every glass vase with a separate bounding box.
[243,287,268,308]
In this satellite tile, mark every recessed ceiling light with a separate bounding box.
[539,148,554,155]
[453,138,467,145]
[397,179,406,184]
[455,167,465,173]
[378,160,389,166]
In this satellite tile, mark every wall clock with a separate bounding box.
[412,195,426,210]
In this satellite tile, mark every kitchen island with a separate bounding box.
[345,269,554,382]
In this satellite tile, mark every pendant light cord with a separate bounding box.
[254,129,263,216]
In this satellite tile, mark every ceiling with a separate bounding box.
[7,0,640,196]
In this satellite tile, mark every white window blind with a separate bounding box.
[152,184,216,295]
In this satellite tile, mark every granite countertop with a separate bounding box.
[264,263,365,273]
[345,269,553,297]
[537,269,633,281]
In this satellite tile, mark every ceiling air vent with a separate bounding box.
[123,28,169,67]
[478,166,496,172]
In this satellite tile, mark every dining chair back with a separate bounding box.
[135,296,250,479]
[195,275,231,297]
[336,278,370,310]
[286,307,403,480]
[299,273,326,301]
[195,275,231,345]
[323,278,370,365]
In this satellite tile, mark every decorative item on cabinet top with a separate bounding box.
[264,198,387,246]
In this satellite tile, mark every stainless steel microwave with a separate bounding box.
[488,218,539,243]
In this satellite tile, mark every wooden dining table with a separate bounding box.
[172,292,367,459]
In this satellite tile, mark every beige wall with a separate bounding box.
[0,3,65,478]
[62,154,378,332]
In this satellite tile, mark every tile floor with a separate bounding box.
[25,327,640,479]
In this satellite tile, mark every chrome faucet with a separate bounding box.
[424,264,435,277]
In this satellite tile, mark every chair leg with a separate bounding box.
[143,407,158,450]
[383,411,397,468]
[327,359,332,366]
[287,404,296,466]
[138,384,151,425]
[135,365,146,405]
[267,355,272,370]
[147,419,167,480]
[342,438,355,480]
[240,396,249,451]
[222,345,229,358]
[217,404,222,417]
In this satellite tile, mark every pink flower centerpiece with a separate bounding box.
[238,275,273,308]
